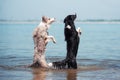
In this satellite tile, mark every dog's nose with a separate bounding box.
[53,18,56,21]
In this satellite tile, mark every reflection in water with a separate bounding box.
[32,68,77,80]
[32,68,47,80]
[66,69,77,80]
[31,66,103,80]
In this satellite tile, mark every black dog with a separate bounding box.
[48,14,81,69]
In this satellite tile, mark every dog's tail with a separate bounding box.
[48,59,67,69]
[48,59,77,69]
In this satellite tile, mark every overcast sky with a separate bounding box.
[0,0,120,20]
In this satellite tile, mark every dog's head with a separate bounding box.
[42,16,55,24]
[64,14,77,23]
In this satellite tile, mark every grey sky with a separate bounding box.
[0,0,120,20]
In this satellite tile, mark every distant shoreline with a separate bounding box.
[0,20,120,24]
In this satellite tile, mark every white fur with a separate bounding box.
[48,63,53,67]
[76,27,82,36]
[66,25,71,29]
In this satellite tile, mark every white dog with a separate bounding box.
[30,16,56,68]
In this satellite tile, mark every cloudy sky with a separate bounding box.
[0,0,120,20]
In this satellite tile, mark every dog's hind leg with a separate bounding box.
[67,59,77,69]
[71,59,77,69]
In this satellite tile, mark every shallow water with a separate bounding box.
[0,23,120,80]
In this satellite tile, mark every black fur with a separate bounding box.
[52,14,80,69]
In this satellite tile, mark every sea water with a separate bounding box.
[0,22,120,80]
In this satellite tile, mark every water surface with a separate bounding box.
[0,23,120,80]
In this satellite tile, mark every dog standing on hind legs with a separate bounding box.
[48,14,82,69]
[30,16,56,68]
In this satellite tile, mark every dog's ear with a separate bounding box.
[42,16,47,23]
[64,16,69,23]
[64,16,68,23]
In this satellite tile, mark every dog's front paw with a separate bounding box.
[77,27,82,35]
[53,39,56,44]
[51,36,56,44]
